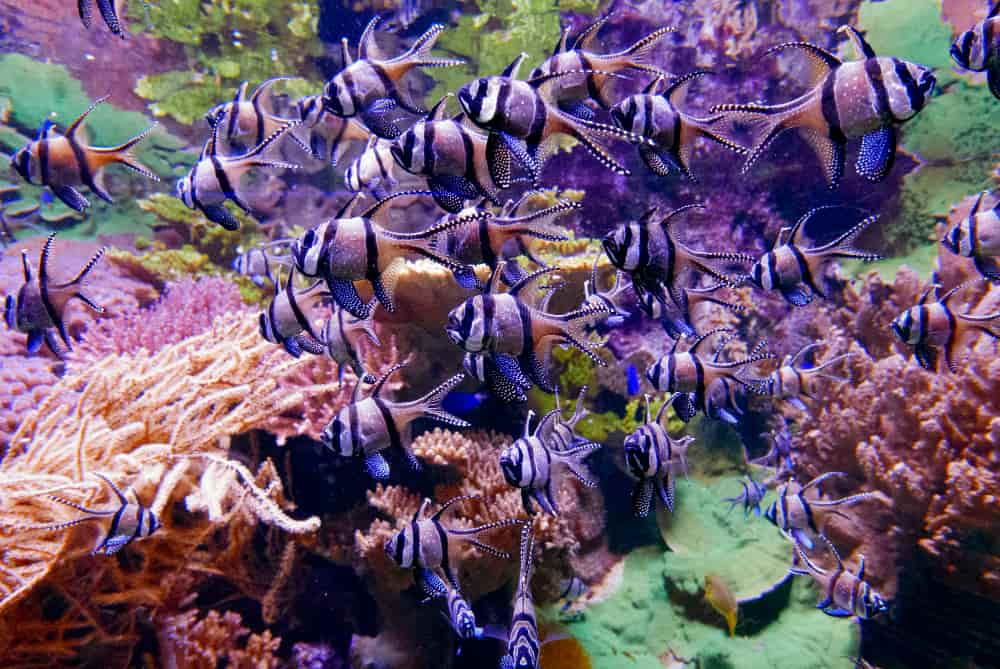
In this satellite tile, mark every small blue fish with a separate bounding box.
[442,390,488,416]
[626,364,640,396]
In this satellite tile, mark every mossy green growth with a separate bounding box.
[138,193,261,265]
[135,0,323,124]
[857,0,1000,254]
[106,245,213,285]
[844,242,939,282]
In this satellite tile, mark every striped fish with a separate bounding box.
[10,96,158,212]
[624,393,694,517]
[951,1,1000,99]
[293,94,371,166]
[557,575,588,612]
[291,190,484,318]
[390,94,511,213]
[723,471,769,518]
[384,495,522,595]
[749,207,881,306]
[13,472,159,556]
[790,541,888,620]
[321,363,469,480]
[175,121,301,231]
[78,0,127,38]
[645,328,773,422]
[546,385,590,452]
[582,255,631,329]
[319,300,381,385]
[711,25,936,188]
[463,352,533,404]
[890,279,1000,372]
[602,204,754,314]
[765,343,853,411]
[765,472,875,550]
[431,196,577,289]
[942,190,1000,282]
[231,244,292,287]
[611,72,747,179]
[445,263,612,393]
[421,580,484,642]
[258,265,326,358]
[638,280,745,339]
[530,18,671,115]
[500,523,540,669]
[456,52,652,182]
[500,407,601,516]
[4,232,105,356]
[206,78,309,155]
[322,18,464,138]
[344,136,403,199]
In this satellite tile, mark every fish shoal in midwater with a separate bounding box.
[638,280,745,339]
[764,343,853,411]
[749,207,881,306]
[445,263,612,395]
[384,495,522,596]
[765,472,876,550]
[78,0,127,38]
[711,25,936,188]
[890,280,1000,372]
[293,94,372,167]
[456,52,653,183]
[291,191,483,318]
[10,96,158,212]
[941,190,1000,282]
[951,1,1000,99]
[602,204,754,314]
[319,299,381,385]
[257,264,327,358]
[624,393,694,517]
[322,17,465,139]
[645,328,773,423]
[431,195,578,289]
[611,72,748,180]
[320,363,469,480]
[703,573,738,637]
[500,406,601,516]
[4,232,105,356]
[500,523,540,669]
[531,17,671,117]
[790,540,888,620]
[344,136,404,199]
[175,120,302,231]
[206,78,310,156]
[722,471,768,518]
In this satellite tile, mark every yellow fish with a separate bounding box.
[704,573,738,637]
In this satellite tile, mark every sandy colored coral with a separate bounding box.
[158,609,282,669]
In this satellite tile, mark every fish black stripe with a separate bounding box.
[423,118,436,175]
[373,397,402,451]
[287,276,313,335]
[779,487,790,531]
[515,297,533,357]
[106,503,127,546]
[266,297,278,340]
[496,80,512,130]
[37,140,49,186]
[349,399,361,455]
[371,63,398,107]
[363,219,380,280]
[527,92,547,155]
[827,565,845,609]
[483,295,496,350]
[66,133,98,193]
[943,302,958,368]
[892,58,924,115]
[693,356,706,412]
[132,505,144,540]
[969,209,978,256]
[253,98,266,147]
[478,216,496,266]
[460,301,474,339]
[820,70,843,139]
[341,67,361,113]
[394,525,407,564]
[799,490,818,533]
[864,58,893,122]
[470,81,488,118]
[580,52,601,104]
[211,156,238,200]
[402,129,416,170]
[671,103,682,154]
[526,441,537,487]
[789,245,821,295]
[642,93,654,138]
[434,518,452,578]
[458,123,476,184]
[637,224,650,272]
[663,231,678,292]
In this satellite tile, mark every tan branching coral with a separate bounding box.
[158,608,282,669]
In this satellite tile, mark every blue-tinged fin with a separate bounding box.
[626,363,640,396]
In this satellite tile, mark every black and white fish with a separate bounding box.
[764,343,853,411]
[10,96,158,212]
[582,255,632,329]
[557,574,588,612]
[319,300,382,384]
[749,207,881,306]
[638,280,745,339]
[623,393,694,517]
[78,0,127,38]
[384,495,522,595]
[231,243,292,287]
[293,94,372,166]
[723,471,768,518]
[941,190,1000,282]
[890,280,1000,372]
[323,18,464,138]
[422,581,484,643]
[765,472,875,550]
[500,407,601,516]
[175,121,301,230]
[4,232,105,356]
[206,78,308,154]
[712,25,936,188]
[951,1,1000,99]
[500,523,540,669]
[344,136,403,199]
[321,363,468,480]
[790,540,888,620]
[258,265,326,358]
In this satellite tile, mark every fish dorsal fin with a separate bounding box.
[643,393,653,424]
[535,408,561,440]
[371,361,406,399]
[663,71,711,107]
[502,53,528,79]
[92,471,128,507]
[360,188,433,220]
[917,284,937,306]
[21,249,33,282]
[340,37,353,66]
[252,76,296,111]
[774,225,796,249]
[786,205,840,247]
[968,190,987,218]
[659,203,705,234]
[572,14,610,51]
[65,95,110,141]
[336,193,363,219]
[991,0,1000,18]
[451,112,466,124]
[432,494,477,522]
[523,410,535,438]
[765,41,842,85]
[690,327,731,356]
[569,385,588,426]
[789,342,821,368]
[838,25,876,60]
[427,93,452,121]
[36,119,55,141]
[358,15,383,61]
[655,392,682,425]
[201,122,221,159]
[414,497,431,522]
[553,26,571,56]
[272,264,284,297]
[39,232,57,287]
[939,278,982,307]
[486,263,505,295]
[643,76,666,95]
[508,265,561,298]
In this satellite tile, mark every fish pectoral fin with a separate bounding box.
[520,489,537,515]
[200,203,242,231]
[100,535,130,555]
[96,0,124,36]
[282,336,304,357]
[558,100,597,121]
[371,259,404,313]
[798,128,846,190]
[520,348,555,393]
[26,330,44,354]
[855,126,896,182]
[78,0,93,27]
[361,101,402,139]
[52,185,91,212]
[791,528,815,550]
[328,278,370,319]
[781,285,814,307]
[674,393,698,422]
[428,174,480,213]
[364,452,391,480]
[821,607,853,618]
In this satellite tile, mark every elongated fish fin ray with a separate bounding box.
[799,471,848,494]
[251,76,297,112]
[785,205,841,246]
[938,278,982,308]
[508,264,561,297]
[517,522,535,588]
[47,495,115,516]
[370,361,406,399]
[764,41,842,84]
[838,25,877,60]
[663,70,711,107]
[336,192,364,219]
[572,14,610,51]
[92,471,128,506]
[416,372,471,427]
[553,25,571,56]
[503,53,528,78]
[65,95,110,141]
[358,15,383,60]
[426,93,453,121]
[655,392,685,425]
[559,442,601,487]
[812,213,881,261]
[385,23,464,74]
[688,327,732,356]
[359,188,433,220]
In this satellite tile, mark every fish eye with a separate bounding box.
[302,229,316,249]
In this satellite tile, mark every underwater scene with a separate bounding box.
[0,0,998,667]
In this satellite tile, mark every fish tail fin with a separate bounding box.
[814,214,881,261]
[548,111,639,176]
[93,123,160,180]
[388,209,485,286]
[55,245,107,314]
[387,23,465,72]
[602,27,673,77]
[552,304,612,366]
[501,199,580,244]
[417,372,471,428]
[709,102,798,175]
[692,113,753,156]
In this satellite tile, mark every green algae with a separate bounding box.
[138,192,261,265]
[135,0,322,124]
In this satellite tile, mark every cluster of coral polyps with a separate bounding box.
[789,264,1000,598]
